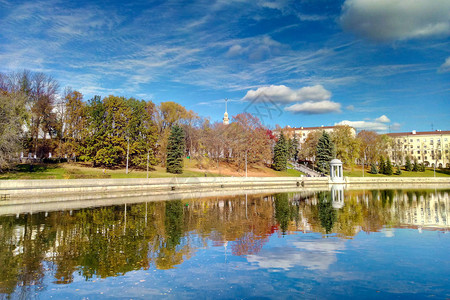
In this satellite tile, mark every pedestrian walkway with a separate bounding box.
[290,162,323,177]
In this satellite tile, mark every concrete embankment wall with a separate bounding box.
[345,177,450,185]
[0,176,328,199]
[0,176,449,215]
[1,176,449,198]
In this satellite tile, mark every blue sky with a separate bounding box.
[0,0,449,133]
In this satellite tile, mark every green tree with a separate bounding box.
[378,156,386,174]
[412,158,419,172]
[405,155,412,171]
[93,96,129,167]
[370,163,378,174]
[316,131,335,174]
[125,98,158,168]
[166,125,185,174]
[0,89,28,171]
[420,163,425,172]
[395,164,402,175]
[80,96,105,165]
[331,125,360,168]
[385,157,393,175]
[61,90,86,160]
[272,132,288,171]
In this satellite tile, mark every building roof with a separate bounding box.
[330,158,342,164]
[285,125,337,131]
[387,130,450,137]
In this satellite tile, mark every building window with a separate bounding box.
[424,150,427,154]
[411,151,414,154]
[425,156,427,160]
[410,139,413,142]
[417,139,419,142]
[417,150,420,154]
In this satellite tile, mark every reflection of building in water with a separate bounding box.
[331,185,345,209]
[291,189,450,237]
[396,191,449,229]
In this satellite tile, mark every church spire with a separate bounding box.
[223,98,229,125]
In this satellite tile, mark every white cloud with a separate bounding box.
[285,100,341,114]
[226,45,244,57]
[346,104,355,111]
[340,0,450,41]
[438,57,450,73]
[375,115,390,123]
[336,115,400,133]
[391,122,401,131]
[243,84,331,103]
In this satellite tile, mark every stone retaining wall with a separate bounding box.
[345,177,450,185]
[0,176,329,198]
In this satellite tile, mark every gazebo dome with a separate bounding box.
[330,158,342,165]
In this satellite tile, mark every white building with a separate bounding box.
[387,130,450,168]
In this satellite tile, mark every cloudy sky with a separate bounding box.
[1,0,449,132]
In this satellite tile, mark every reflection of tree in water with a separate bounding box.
[275,193,290,234]
[380,190,394,207]
[155,200,187,270]
[164,200,184,249]
[1,189,448,297]
[317,192,336,234]
[274,193,301,235]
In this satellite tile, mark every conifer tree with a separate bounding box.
[378,156,385,174]
[370,163,378,174]
[385,157,393,175]
[316,131,335,174]
[412,157,419,172]
[166,125,185,174]
[420,163,425,172]
[273,133,288,171]
[291,134,299,161]
[395,164,402,175]
[286,138,293,162]
[405,155,412,171]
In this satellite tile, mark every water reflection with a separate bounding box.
[0,189,449,297]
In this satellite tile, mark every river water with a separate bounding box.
[0,188,449,299]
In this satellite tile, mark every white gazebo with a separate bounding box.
[330,158,344,183]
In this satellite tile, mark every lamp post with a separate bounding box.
[126,136,130,175]
[245,150,248,178]
[146,150,149,179]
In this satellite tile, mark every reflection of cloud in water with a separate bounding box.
[247,238,346,271]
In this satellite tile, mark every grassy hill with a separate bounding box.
[0,159,303,180]
[344,165,450,177]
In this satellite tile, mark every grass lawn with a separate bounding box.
[271,168,303,177]
[344,166,450,177]
[0,161,303,180]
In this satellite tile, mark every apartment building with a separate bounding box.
[280,125,356,143]
[387,130,450,168]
